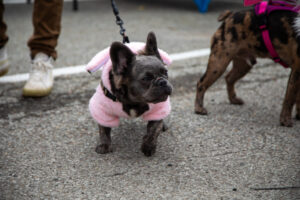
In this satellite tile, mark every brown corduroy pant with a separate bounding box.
[0,0,63,59]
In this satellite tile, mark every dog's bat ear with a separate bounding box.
[145,32,162,60]
[110,42,135,74]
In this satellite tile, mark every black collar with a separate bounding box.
[100,81,117,102]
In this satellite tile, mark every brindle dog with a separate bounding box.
[195,9,300,127]
[95,32,172,156]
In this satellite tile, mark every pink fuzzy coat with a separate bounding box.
[86,42,172,127]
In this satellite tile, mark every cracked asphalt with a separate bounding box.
[0,0,299,199]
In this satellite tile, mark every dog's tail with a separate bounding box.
[218,10,233,22]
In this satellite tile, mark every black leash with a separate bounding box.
[110,0,130,44]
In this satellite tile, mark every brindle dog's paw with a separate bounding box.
[95,144,113,154]
[230,97,244,105]
[280,117,293,127]
[194,106,208,115]
[141,143,156,157]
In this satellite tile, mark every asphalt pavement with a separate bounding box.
[0,0,299,199]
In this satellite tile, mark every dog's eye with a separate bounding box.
[162,70,168,77]
[142,74,154,81]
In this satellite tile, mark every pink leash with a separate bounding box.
[255,0,300,68]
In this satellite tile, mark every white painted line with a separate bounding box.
[1,73,29,83]
[0,48,210,83]
[0,65,86,83]
[170,48,210,61]
[53,65,86,76]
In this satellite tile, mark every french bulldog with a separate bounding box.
[88,32,173,156]
[194,8,300,127]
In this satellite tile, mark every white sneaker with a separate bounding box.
[0,46,10,77]
[22,53,54,97]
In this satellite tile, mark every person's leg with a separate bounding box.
[0,1,8,48]
[23,0,63,97]
[27,0,63,59]
[0,1,10,77]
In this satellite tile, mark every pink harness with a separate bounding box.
[251,0,300,68]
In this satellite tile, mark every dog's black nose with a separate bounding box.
[156,78,167,87]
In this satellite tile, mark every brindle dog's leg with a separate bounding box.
[296,89,300,120]
[280,70,300,127]
[141,120,164,157]
[225,57,253,105]
[195,53,232,115]
[95,125,113,154]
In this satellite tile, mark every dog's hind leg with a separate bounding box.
[195,53,231,115]
[95,125,113,154]
[225,57,253,105]
[280,69,300,127]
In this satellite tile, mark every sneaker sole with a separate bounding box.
[22,87,53,97]
[0,67,8,77]
[0,60,9,77]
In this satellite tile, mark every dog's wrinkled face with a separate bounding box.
[110,32,173,104]
[129,55,172,103]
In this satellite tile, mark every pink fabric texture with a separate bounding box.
[244,0,262,6]
[244,0,298,7]
[87,42,172,127]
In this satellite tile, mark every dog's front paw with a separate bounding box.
[141,143,156,157]
[230,97,244,105]
[194,106,208,115]
[280,116,293,127]
[95,144,113,154]
[162,123,168,132]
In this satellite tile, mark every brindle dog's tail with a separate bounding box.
[218,10,233,22]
